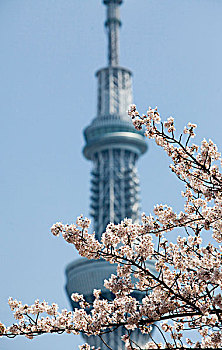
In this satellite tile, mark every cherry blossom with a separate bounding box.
[1,106,222,349]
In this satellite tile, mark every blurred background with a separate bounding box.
[1,0,222,349]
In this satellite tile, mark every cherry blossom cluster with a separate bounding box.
[129,105,222,244]
[2,107,222,349]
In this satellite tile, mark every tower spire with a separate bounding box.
[104,0,123,66]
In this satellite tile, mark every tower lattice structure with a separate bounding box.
[83,0,147,239]
[65,1,155,348]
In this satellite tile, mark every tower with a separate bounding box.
[65,1,155,348]
[84,0,147,239]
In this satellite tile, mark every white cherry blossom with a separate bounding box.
[1,107,222,349]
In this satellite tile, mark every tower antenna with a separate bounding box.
[104,0,123,66]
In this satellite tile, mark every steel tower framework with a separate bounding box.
[65,1,155,348]
[83,0,147,239]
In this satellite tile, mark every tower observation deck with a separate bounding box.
[65,1,155,348]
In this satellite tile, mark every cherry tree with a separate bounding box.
[1,106,222,349]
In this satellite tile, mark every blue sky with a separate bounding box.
[1,0,222,349]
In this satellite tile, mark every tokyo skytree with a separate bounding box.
[65,1,155,348]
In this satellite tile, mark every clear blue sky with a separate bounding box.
[1,0,222,349]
